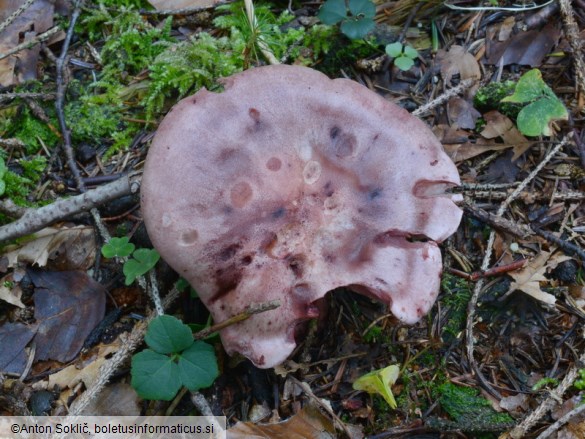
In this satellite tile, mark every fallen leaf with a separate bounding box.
[447,97,481,130]
[480,111,532,161]
[507,252,572,304]
[79,383,141,416]
[48,357,106,389]
[0,322,38,374]
[0,272,25,308]
[228,404,337,439]
[486,22,561,67]
[2,225,96,270]
[435,45,481,83]
[29,269,106,362]
[443,140,509,163]
[0,0,59,86]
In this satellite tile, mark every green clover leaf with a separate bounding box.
[145,315,194,354]
[178,341,219,391]
[123,248,160,285]
[101,236,135,258]
[131,349,182,400]
[317,0,347,25]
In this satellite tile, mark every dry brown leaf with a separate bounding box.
[0,272,24,308]
[480,111,532,161]
[48,357,106,389]
[443,140,509,163]
[2,225,96,269]
[80,383,141,416]
[228,405,338,439]
[447,97,481,130]
[507,251,572,304]
[435,45,481,83]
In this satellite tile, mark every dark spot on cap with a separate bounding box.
[368,188,382,200]
[329,126,357,158]
[211,265,242,302]
[330,126,340,139]
[249,107,260,121]
[430,159,438,166]
[287,254,305,277]
[241,255,253,265]
[192,97,197,104]
[219,243,242,261]
[272,207,286,219]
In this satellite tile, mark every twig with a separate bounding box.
[459,189,585,202]
[0,199,27,218]
[444,0,555,11]
[139,1,231,15]
[0,92,55,103]
[535,394,585,439]
[466,134,572,401]
[0,173,141,244]
[0,27,61,61]
[68,286,181,415]
[0,0,36,34]
[193,299,281,340]
[412,79,475,117]
[559,0,585,100]
[462,202,534,239]
[55,0,85,193]
[287,375,354,438]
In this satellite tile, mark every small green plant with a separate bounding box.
[532,377,559,391]
[575,368,585,390]
[353,364,399,408]
[123,249,160,285]
[101,238,160,285]
[101,236,135,258]
[131,315,219,400]
[0,157,6,196]
[501,69,568,137]
[385,41,418,71]
[318,0,376,40]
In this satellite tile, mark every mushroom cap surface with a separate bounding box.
[141,65,462,368]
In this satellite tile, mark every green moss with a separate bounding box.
[440,273,471,342]
[429,383,514,433]
[317,36,380,76]
[473,81,523,119]
[2,108,59,154]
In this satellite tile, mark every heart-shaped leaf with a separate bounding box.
[123,248,160,285]
[317,0,347,25]
[516,96,568,137]
[353,364,399,408]
[340,17,375,40]
[131,349,182,400]
[348,0,376,19]
[385,42,403,58]
[395,56,415,71]
[102,236,135,258]
[145,315,194,354]
[178,341,219,391]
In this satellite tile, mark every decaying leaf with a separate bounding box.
[80,383,141,416]
[29,269,106,362]
[480,111,532,161]
[435,45,481,83]
[507,252,572,304]
[2,225,96,270]
[0,272,25,308]
[0,321,38,374]
[486,23,561,67]
[447,97,481,130]
[228,404,337,439]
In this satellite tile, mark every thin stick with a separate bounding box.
[194,300,281,340]
[0,93,55,103]
[535,393,585,439]
[0,173,141,244]
[0,0,36,34]
[0,27,60,61]
[412,79,475,117]
[466,134,572,400]
[559,0,585,99]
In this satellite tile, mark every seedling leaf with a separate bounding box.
[395,56,415,71]
[123,248,160,285]
[317,0,347,25]
[501,69,548,103]
[178,341,219,391]
[131,349,182,400]
[516,97,568,137]
[340,18,375,40]
[403,45,418,59]
[353,364,399,408]
[385,42,403,58]
[145,315,194,354]
[101,237,135,258]
[348,0,376,19]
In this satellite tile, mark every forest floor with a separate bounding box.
[1,0,585,438]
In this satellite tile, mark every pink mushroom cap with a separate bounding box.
[141,65,462,368]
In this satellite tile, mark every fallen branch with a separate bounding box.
[0,173,141,244]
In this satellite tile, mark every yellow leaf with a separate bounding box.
[352,364,399,408]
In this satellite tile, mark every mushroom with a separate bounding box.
[141,65,462,368]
